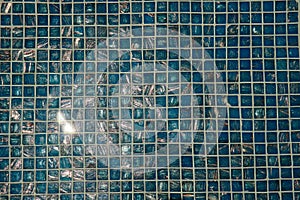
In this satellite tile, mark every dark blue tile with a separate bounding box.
[1,15,11,25]
[144,2,155,12]
[108,3,118,13]
[276,1,286,11]
[276,13,286,23]
[203,2,213,12]
[288,24,298,34]
[180,2,189,12]
[157,2,167,12]
[263,1,273,11]
[10,184,22,194]
[281,180,292,191]
[216,2,226,12]
[251,2,261,11]
[264,13,274,23]
[12,15,23,26]
[38,15,48,25]
[240,2,250,12]
[252,14,262,23]
[131,2,141,13]
[169,2,178,12]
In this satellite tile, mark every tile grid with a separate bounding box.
[0,1,299,200]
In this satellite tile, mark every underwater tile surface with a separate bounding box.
[0,0,300,199]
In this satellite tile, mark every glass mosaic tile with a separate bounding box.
[0,0,300,199]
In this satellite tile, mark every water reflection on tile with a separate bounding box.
[0,0,300,199]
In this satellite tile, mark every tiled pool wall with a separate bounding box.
[0,0,300,200]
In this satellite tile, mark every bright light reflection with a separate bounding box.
[57,112,75,134]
